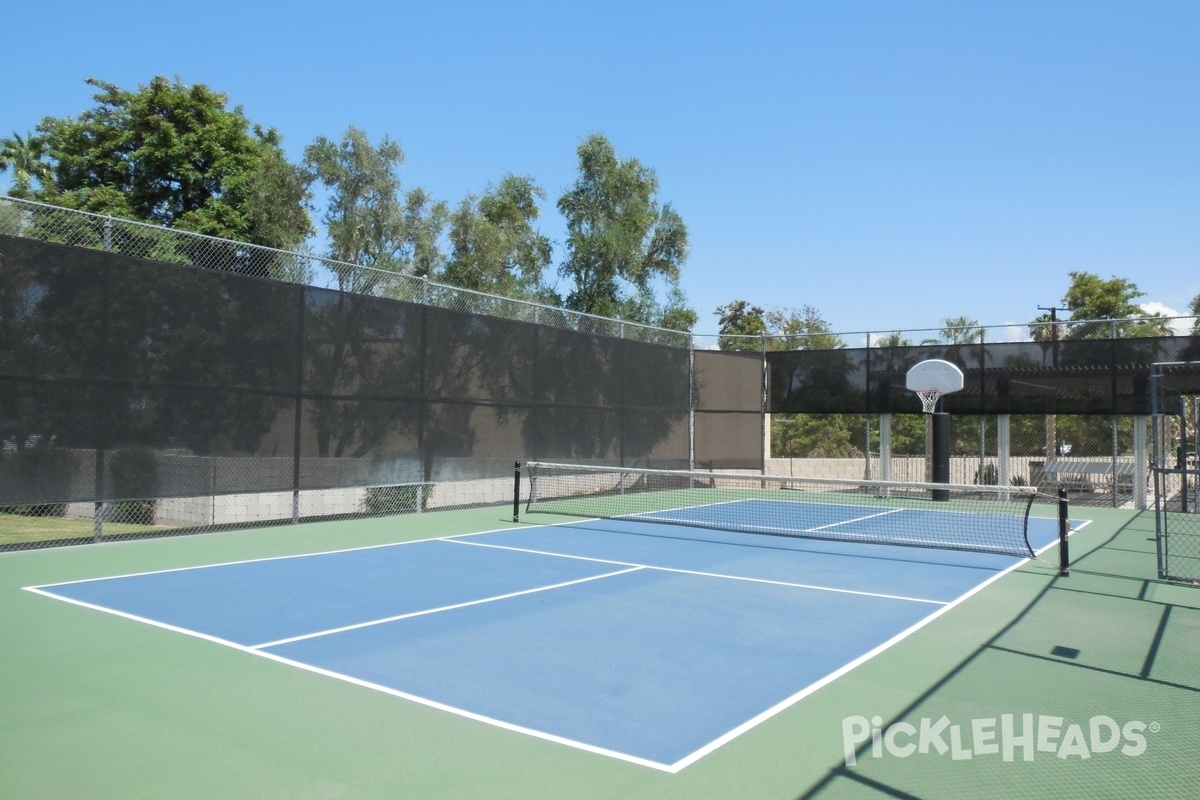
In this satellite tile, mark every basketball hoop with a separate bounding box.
[915,389,942,415]
[905,359,965,500]
[906,360,965,414]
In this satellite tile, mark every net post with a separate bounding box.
[1057,487,1070,576]
[512,461,521,523]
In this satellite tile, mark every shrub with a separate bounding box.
[975,463,999,485]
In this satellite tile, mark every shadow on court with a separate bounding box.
[797,512,1200,799]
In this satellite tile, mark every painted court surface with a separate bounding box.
[2,503,1198,798]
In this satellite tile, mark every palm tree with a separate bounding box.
[873,331,913,348]
[0,132,52,196]
[939,315,983,345]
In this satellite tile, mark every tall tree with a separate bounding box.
[874,331,914,348]
[34,77,312,249]
[716,301,843,351]
[717,302,855,458]
[1058,271,1171,338]
[1063,272,1143,321]
[655,285,699,333]
[304,126,447,293]
[767,305,843,350]
[1028,311,1065,343]
[443,174,553,299]
[301,127,449,462]
[557,134,693,329]
[772,413,859,458]
[0,132,52,196]
[938,315,983,344]
[715,300,769,350]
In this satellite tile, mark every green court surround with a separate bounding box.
[2,506,1196,799]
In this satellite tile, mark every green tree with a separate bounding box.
[938,315,983,345]
[772,414,859,458]
[1059,271,1171,339]
[34,77,312,249]
[767,305,843,350]
[302,128,453,460]
[243,145,316,253]
[654,285,699,332]
[1028,311,1065,343]
[724,303,854,456]
[715,300,769,350]
[0,132,52,197]
[919,316,983,346]
[1063,272,1142,321]
[873,331,913,348]
[557,134,693,329]
[884,414,929,456]
[716,301,843,351]
[443,174,553,299]
[304,126,448,294]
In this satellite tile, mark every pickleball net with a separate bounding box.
[516,462,1045,558]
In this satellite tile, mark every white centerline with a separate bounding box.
[447,537,947,606]
[806,507,907,531]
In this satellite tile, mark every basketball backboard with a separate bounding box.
[905,359,965,394]
[906,359,964,414]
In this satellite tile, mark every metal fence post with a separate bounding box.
[688,337,696,472]
[761,333,769,476]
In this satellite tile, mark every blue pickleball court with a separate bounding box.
[28,500,1068,771]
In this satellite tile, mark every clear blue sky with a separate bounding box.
[4,0,1197,337]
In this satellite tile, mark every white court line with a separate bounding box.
[24,510,1091,774]
[249,648,678,772]
[25,583,676,773]
[631,499,903,531]
[250,565,644,649]
[23,585,249,649]
[666,513,1090,771]
[805,507,906,531]
[665,534,1067,772]
[447,537,947,606]
[25,527,529,591]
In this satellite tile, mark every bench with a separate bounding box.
[1036,459,1139,495]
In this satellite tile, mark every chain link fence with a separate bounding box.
[0,199,735,550]
[763,412,1146,509]
[1151,363,1200,582]
[0,196,690,348]
[3,195,1197,550]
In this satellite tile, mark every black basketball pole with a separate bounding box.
[932,411,951,501]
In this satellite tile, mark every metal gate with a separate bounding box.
[1151,362,1200,583]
